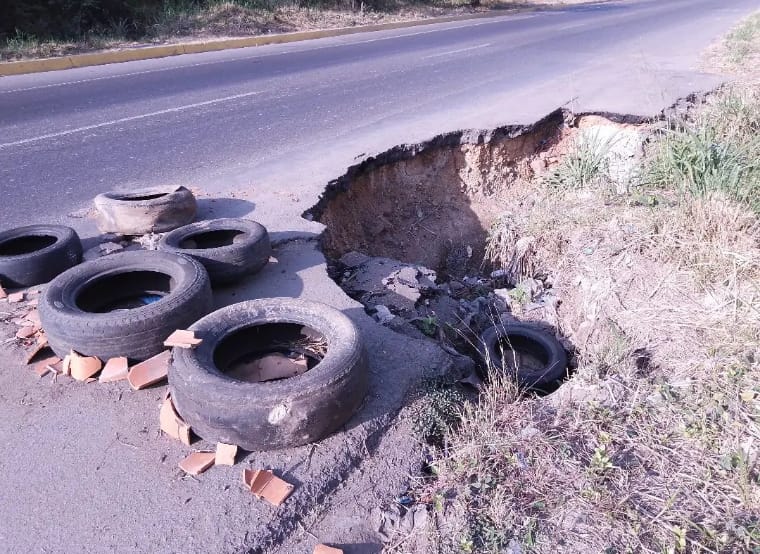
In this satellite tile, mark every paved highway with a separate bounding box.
[0,0,756,232]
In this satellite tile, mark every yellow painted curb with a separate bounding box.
[0,10,512,77]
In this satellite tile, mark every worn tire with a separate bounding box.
[158,218,271,285]
[478,324,567,389]
[93,185,197,235]
[0,225,82,288]
[170,298,369,451]
[38,250,212,361]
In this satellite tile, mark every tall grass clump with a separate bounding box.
[544,130,618,190]
[647,86,760,214]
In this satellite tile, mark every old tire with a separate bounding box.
[158,218,271,285]
[170,298,369,451]
[478,324,567,389]
[93,185,197,235]
[38,250,212,361]
[0,225,82,288]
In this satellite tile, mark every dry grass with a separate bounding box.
[407,14,760,553]
[417,169,760,553]
[703,11,760,77]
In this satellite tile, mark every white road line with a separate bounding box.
[0,15,535,94]
[0,90,261,149]
[421,42,492,59]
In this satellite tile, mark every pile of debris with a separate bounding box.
[334,250,563,353]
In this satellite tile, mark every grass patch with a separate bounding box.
[725,11,760,67]
[646,86,760,214]
[544,129,618,190]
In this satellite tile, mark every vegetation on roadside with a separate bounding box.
[646,87,760,215]
[401,13,760,554]
[1,0,590,61]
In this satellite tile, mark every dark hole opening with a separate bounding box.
[497,334,550,373]
[214,323,327,383]
[0,235,57,256]
[180,229,244,249]
[76,271,173,312]
[122,192,169,201]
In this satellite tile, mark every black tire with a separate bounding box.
[93,185,197,235]
[0,225,82,288]
[38,250,212,361]
[170,298,369,451]
[478,324,567,389]
[158,218,271,285]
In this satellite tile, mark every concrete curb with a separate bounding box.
[0,10,513,77]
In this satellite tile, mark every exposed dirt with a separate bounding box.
[307,109,646,280]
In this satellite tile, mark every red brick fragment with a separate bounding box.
[314,546,344,554]
[163,329,202,349]
[69,351,103,381]
[159,395,192,445]
[215,443,238,466]
[128,350,171,390]
[243,469,294,506]
[179,451,215,476]
[99,357,129,383]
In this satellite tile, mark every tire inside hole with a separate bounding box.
[497,334,550,373]
[0,235,57,256]
[180,229,244,249]
[214,323,327,383]
[76,270,173,312]
[121,192,168,201]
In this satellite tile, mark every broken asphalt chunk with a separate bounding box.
[99,357,130,383]
[243,469,294,506]
[215,443,238,466]
[128,350,171,390]
[163,329,202,349]
[179,451,215,476]
[69,351,103,381]
[159,395,192,446]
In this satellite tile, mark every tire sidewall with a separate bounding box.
[158,218,271,283]
[170,298,368,450]
[39,250,212,360]
[0,225,82,287]
[479,324,567,387]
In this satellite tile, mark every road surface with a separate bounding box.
[0,0,756,234]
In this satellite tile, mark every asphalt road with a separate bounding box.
[0,0,757,232]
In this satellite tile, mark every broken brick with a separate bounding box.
[0,285,6,299]
[61,354,72,376]
[24,338,50,365]
[159,395,192,445]
[314,546,344,554]
[15,326,37,340]
[179,451,215,476]
[24,309,41,326]
[99,357,129,383]
[69,351,103,381]
[7,292,24,303]
[243,469,294,506]
[227,353,308,382]
[163,329,202,349]
[215,443,238,466]
[128,350,171,390]
[33,355,61,378]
